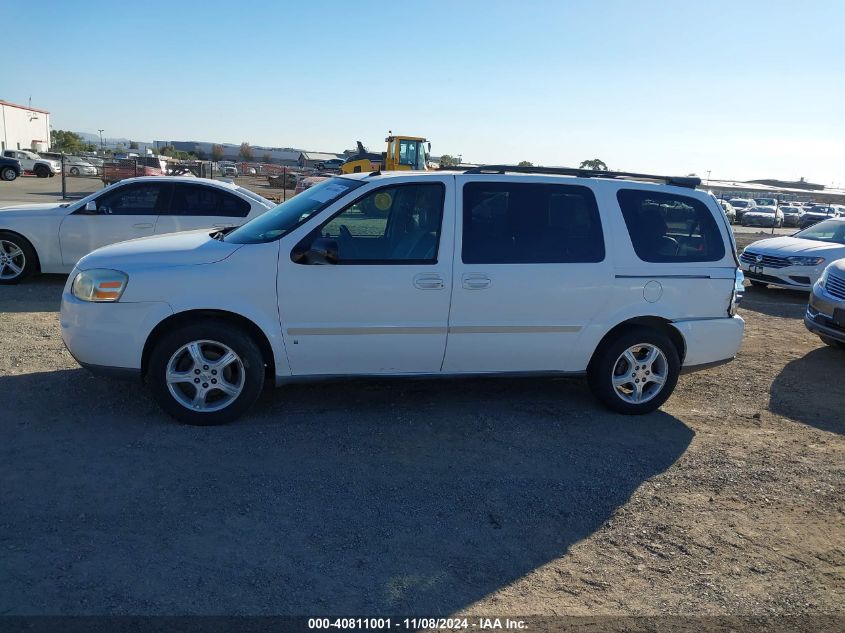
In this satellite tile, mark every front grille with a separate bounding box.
[740,251,791,269]
[824,272,845,300]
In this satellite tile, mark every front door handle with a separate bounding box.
[413,273,444,290]
[132,223,154,229]
[462,273,491,290]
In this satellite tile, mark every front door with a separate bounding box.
[59,182,170,267]
[277,178,454,375]
[444,179,611,373]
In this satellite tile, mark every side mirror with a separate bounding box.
[84,201,98,213]
[306,237,339,265]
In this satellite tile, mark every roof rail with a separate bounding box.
[461,164,701,189]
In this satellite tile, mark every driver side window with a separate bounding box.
[94,183,169,215]
[296,183,445,264]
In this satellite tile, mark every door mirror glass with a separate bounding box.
[306,237,339,265]
[85,201,98,213]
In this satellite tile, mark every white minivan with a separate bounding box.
[59,167,745,424]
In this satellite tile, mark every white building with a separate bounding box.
[0,100,52,153]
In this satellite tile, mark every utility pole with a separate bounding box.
[98,129,104,149]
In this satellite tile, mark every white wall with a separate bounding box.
[0,102,52,153]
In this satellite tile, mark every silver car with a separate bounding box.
[805,259,845,349]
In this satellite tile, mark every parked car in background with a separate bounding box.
[798,205,844,229]
[0,177,275,284]
[805,258,845,349]
[741,205,783,228]
[221,166,238,178]
[0,156,22,181]
[780,205,805,227]
[316,158,345,170]
[718,199,736,223]
[2,149,61,178]
[740,218,845,290]
[59,169,744,425]
[65,157,98,177]
[728,198,756,221]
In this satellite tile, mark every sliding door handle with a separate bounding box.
[414,273,445,289]
[462,274,491,290]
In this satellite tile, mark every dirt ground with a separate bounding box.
[0,261,843,619]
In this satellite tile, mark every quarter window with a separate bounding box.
[617,189,726,262]
[294,183,445,264]
[461,182,604,264]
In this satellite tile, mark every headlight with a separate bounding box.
[786,256,826,266]
[71,269,128,302]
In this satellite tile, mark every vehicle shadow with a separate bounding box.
[0,275,66,312]
[0,369,693,615]
[770,347,845,435]
[739,285,807,319]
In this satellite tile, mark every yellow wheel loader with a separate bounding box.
[341,135,430,174]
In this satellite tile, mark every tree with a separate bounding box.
[159,145,175,157]
[518,160,534,167]
[579,159,608,171]
[211,144,225,161]
[195,149,207,160]
[239,142,253,161]
[439,154,459,167]
[262,153,272,164]
[51,130,94,153]
[129,140,139,150]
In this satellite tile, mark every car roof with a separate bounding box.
[112,176,241,191]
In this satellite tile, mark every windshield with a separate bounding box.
[794,220,845,244]
[808,206,834,215]
[754,198,776,206]
[224,177,365,244]
[753,208,775,214]
[731,199,749,207]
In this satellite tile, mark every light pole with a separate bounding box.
[97,129,104,150]
[706,170,711,186]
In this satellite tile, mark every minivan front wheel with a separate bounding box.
[148,321,265,425]
[588,327,680,414]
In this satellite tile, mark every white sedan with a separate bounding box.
[0,177,274,284]
[740,218,845,290]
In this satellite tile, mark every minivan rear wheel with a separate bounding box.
[588,327,680,414]
[148,320,265,425]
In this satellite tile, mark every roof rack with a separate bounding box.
[461,165,701,189]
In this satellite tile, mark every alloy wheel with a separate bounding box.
[165,340,245,412]
[0,240,26,280]
[611,343,669,404]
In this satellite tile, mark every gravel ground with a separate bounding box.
[0,272,842,618]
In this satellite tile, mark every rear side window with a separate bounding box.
[462,182,604,264]
[617,190,725,263]
[170,184,251,217]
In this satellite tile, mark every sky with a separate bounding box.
[4,0,845,184]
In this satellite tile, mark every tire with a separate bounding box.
[34,164,49,178]
[749,280,767,288]
[587,326,681,415]
[819,335,845,350]
[1,166,17,181]
[148,320,265,425]
[69,166,80,176]
[0,231,37,284]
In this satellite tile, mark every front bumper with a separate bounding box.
[742,215,779,227]
[740,262,824,290]
[60,292,173,372]
[804,282,845,343]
